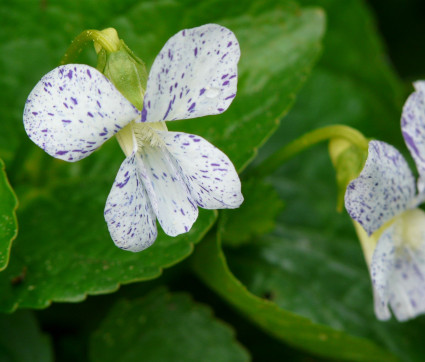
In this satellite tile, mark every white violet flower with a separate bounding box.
[345,82,425,321]
[23,24,243,252]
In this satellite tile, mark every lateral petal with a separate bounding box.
[401,81,425,192]
[24,64,140,162]
[104,154,157,252]
[159,131,243,209]
[345,141,416,236]
[141,24,240,123]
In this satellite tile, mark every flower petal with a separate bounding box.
[159,131,243,209]
[138,145,198,236]
[371,209,425,321]
[401,81,425,192]
[345,141,416,236]
[24,64,140,162]
[141,24,240,123]
[104,154,157,252]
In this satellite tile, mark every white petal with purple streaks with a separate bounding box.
[401,81,425,193]
[104,154,157,252]
[24,64,140,162]
[159,131,243,209]
[371,209,425,321]
[138,145,198,236]
[141,24,240,123]
[345,141,416,236]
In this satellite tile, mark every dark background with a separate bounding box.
[368,0,425,81]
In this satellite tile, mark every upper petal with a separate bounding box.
[24,64,140,162]
[371,208,425,321]
[137,145,198,237]
[104,154,157,252]
[401,81,425,193]
[141,24,240,123]
[345,141,416,236]
[159,131,243,209]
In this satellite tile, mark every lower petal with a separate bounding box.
[158,131,243,209]
[371,209,425,321]
[137,145,198,236]
[104,154,157,252]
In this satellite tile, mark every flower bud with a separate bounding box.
[95,29,148,111]
[328,138,367,211]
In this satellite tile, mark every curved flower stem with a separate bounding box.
[250,125,368,177]
[60,29,120,65]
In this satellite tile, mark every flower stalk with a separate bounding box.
[251,125,368,177]
[60,29,120,65]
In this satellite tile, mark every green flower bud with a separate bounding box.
[329,138,367,211]
[95,29,148,111]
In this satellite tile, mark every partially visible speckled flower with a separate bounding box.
[345,81,425,321]
[23,24,243,252]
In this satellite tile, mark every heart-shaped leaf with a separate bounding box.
[90,288,249,362]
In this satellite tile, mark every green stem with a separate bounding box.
[251,125,368,177]
[60,29,119,65]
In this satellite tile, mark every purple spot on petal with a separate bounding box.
[141,107,147,122]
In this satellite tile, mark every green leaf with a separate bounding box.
[0,146,216,311]
[220,180,284,247]
[191,235,396,361]
[0,311,53,362]
[0,0,325,311]
[167,1,326,170]
[90,288,250,362]
[0,158,18,271]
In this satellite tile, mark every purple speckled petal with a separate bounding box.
[24,64,140,162]
[141,24,240,123]
[137,145,198,237]
[104,154,157,252]
[159,131,243,209]
[401,81,425,193]
[371,209,425,321]
[345,141,416,236]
